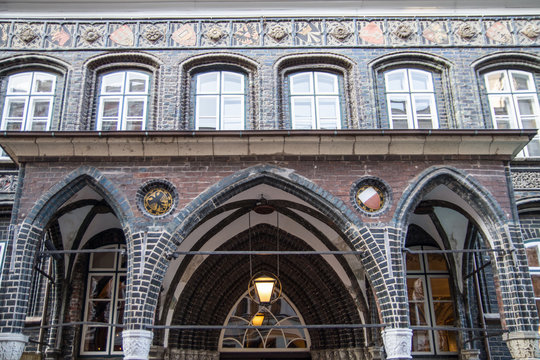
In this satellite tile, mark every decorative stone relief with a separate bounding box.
[457,23,479,40]
[168,349,219,360]
[503,331,540,359]
[0,174,18,193]
[382,328,412,359]
[206,26,226,42]
[18,25,37,43]
[511,171,540,190]
[81,26,102,43]
[311,348,367,360]
[122,330,153,360]
[267,24,288,42]
[330,23,351,41]
[521,23,540,39]
[394,24,413,39]
[460,349,481,360]
[367,345,384,360]
[0,333,29,360]
[144,25,163,42]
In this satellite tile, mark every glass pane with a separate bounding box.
[511,71,533,91]
[412,330,432,352]
[532,275,540,297]
[102,100,120,117]
[101,121,118,131]
[292,97,313,129]
[390,98,408,115]
[5,121,23,131]
[31,100,50,118]
[407,277,425,301]
[127,73,148,93]
[34,73,55,93]
[86,301,111,323]
[126,99,145,117]
[222,97,243,130]
[433,302,455,325]
[222,72,243,93]
[8,73,32,94]
[6,100,26,118]
[406,253,422,271]
[410,70,432,91]
[290,73,312,94]
[526,137,540,157]
[409,303,428,326]
[315,73,338,94]
[126,121,143,130]
[317,97,339,129]
[485,71,508,92]
[517,97,536,117]
[427,254,448,271]
[436,330,458,352]
[386,70,407,91]
[430,278,452,300]
[91,252,115,269]
[197,72,219,93]
[415,98,432,115]
[30,121,47,131]
[88,275,114,299]
[197,96,218,129]
[83,326,109,352]
[113,325,123,352]
[118,276,126,300]
[102,73,124,93]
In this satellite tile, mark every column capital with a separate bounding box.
[460,349,481,360]
[382,328,412,360]
[0,333,29,360]
[503,331,540,360]
[122,329,153,360]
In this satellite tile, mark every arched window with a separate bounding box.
[406,246,458,355]
[1,71,56,131]
[194,70,246,130]
[288,71,342,129]
[484,69,540,157]
[96,70,150,131]
[80,245,126,355]
[219,291,310,352]
[385,69,437,129]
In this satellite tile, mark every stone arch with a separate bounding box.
[81,51,162,130]
[274,52,359,129]
[147,164,398,332]
[369,50,455,128]
[178,52,260,130]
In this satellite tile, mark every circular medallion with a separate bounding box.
[137,179,177,218]
[143,187,173,216]
[350,177,391,216]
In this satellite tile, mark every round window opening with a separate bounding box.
[137,180,177,217]
[350,177,391,216]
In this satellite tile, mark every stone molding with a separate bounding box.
[122,330,154,360]
[382,328,412,359]
[0,333,29,360]
[167,349,219,360]
[460,349,481,360]
[0,130,533,164]
[503,331,540,360]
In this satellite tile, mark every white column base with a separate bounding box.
[122,329,154,360]
[0,333,29,360]
[382,328,412,360]
[503,331,540,360]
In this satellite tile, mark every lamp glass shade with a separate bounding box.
[254,276,276,304]
[252,313,265,326]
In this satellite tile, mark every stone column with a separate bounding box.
[122,330,154,360]
[367,345,383,360]
[460,349,481,360]
[0,333,29,360]
[382,328,412,360]
[503,331,540,360]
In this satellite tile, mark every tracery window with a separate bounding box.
[288,71,342,129]
[195,71,246,130]
[385,69,438,129]
[484,69,540,157]
[1,71,56,131]
[406,246,458,355]
[96,70,150,131]
[81,245,126,355]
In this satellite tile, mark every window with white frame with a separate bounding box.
[289,71,342,130]
[525,241,540,317]
[1,71,56,131]
[385,69,438,129]
[195,71,246,130]
[96,71,149,131]
[484,70,540,157]
[81,245,126,355]
[406,246,458,355]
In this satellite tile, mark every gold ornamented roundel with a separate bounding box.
[355,184,385,213]
[143,187,173,216]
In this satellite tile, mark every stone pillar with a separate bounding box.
[167,349,219,360]
[382,328,412,360]
[122,330,154,360]
[503,331,540,360]
[367,345,383,360]
[0,333,29,360]
[460,349,481,360]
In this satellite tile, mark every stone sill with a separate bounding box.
[0,129,534,164]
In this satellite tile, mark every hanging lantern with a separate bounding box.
[251,312,265,326]
[249,271,282,305]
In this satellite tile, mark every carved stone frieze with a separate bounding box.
[311,348,367,360]
[168,349,219,360]
[122,329,153,360]
[503,331,540,359]
[81,26,102,43]
[521,23,540,39]
[394,24,413,39]
[0,333,29,360]
[0,174,18,193]
[18,25,38,43]
[460,349,481,360]
[205,26,226,42]
[511,171,540,190]
[267,24,288,42]
[457,23,479,40]
[382,328,412,359]
[144,25,164,42]
[330,23,351,41]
